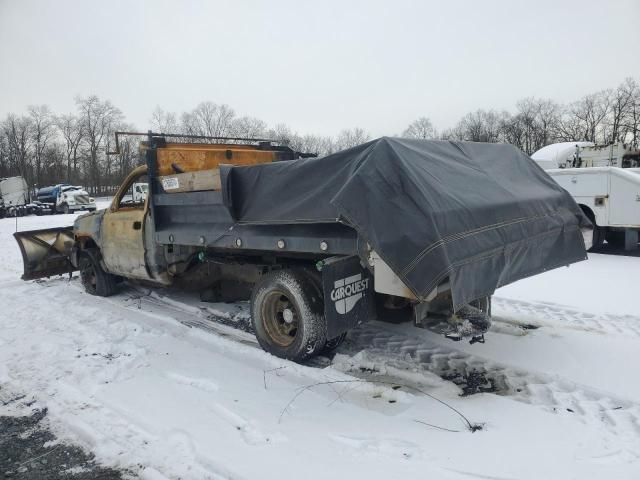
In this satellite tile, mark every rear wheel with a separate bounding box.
[580,207,604,251]
[62,204,70,214]
[251,269,326,361]
[605,230,625,248]
[79,250,117,297]
[591,226,605,250]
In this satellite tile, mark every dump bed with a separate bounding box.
[145,136,590,310]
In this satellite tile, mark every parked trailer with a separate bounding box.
[15,133,590,361]
[0,176,47,218]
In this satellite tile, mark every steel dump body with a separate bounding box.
[146,139,359,258]
[145,136,590,309]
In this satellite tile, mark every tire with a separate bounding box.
[605,230,625,248]
[78,250,118,297]
[62,204,70,214]
[579,206,603,251]
[590,226,605,250]
[251,269,327,361]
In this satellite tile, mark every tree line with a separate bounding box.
[1,77,638,195]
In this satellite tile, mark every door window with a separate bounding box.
[116,174,149,210]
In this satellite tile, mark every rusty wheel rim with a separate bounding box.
[261,290,299,347]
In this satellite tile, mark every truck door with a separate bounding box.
[101,167,152,280]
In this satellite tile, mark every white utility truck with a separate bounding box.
[533,142,640,250]
[132,182,148,202]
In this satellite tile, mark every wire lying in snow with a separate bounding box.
[279,379,482,433]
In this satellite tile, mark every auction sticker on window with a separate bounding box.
[162,177,180,190]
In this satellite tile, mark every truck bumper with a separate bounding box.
[69,205,97,212]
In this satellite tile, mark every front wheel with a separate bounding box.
[79,250,118,297]
[251,269,326,361]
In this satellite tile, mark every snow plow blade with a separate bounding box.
[13,227,76,280]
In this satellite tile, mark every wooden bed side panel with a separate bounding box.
[156,144,279,176]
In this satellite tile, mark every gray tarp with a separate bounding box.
[227,137,589,309]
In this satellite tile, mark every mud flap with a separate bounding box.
[321,255,375,339]
[13,227,77,280]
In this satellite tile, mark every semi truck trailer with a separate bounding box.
[0,176,48,218]
[15,132,591,361]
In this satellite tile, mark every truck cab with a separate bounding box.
[72,138,308,288]
[36,184,97,214]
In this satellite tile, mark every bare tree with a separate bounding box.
[56,114,84,183]
[453,110,503,143]
[0,132,9,177]
[76,95,123,194]
[499,112,525,151]
[294,134,336,157]
[181,102,235,139]
[2,114,33,185]
[266,123,295,146]
[150,107,179,133]
[230,116,268,139]
[609,78,639,144]
[28,105,56,188]
[623,85,640,146]
[335,128,370,150]
[561,91,610,143]
[402,117,437,139]
[507,98,561,154]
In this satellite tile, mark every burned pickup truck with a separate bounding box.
[15,133,591,361]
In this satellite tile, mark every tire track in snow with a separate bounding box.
[127,284,640,444]
[19,278,640,456]
[493,296,640,338]
[340,322,640,448]
[131,286,640,449]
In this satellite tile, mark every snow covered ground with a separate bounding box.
[1,207,639,479]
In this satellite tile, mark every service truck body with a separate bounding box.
[533,142,640,250]
[15,133,590,361]
[545,167,640,250]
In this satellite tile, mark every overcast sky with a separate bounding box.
[1,0,639,137]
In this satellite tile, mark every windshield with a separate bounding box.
[62,186,82,192]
